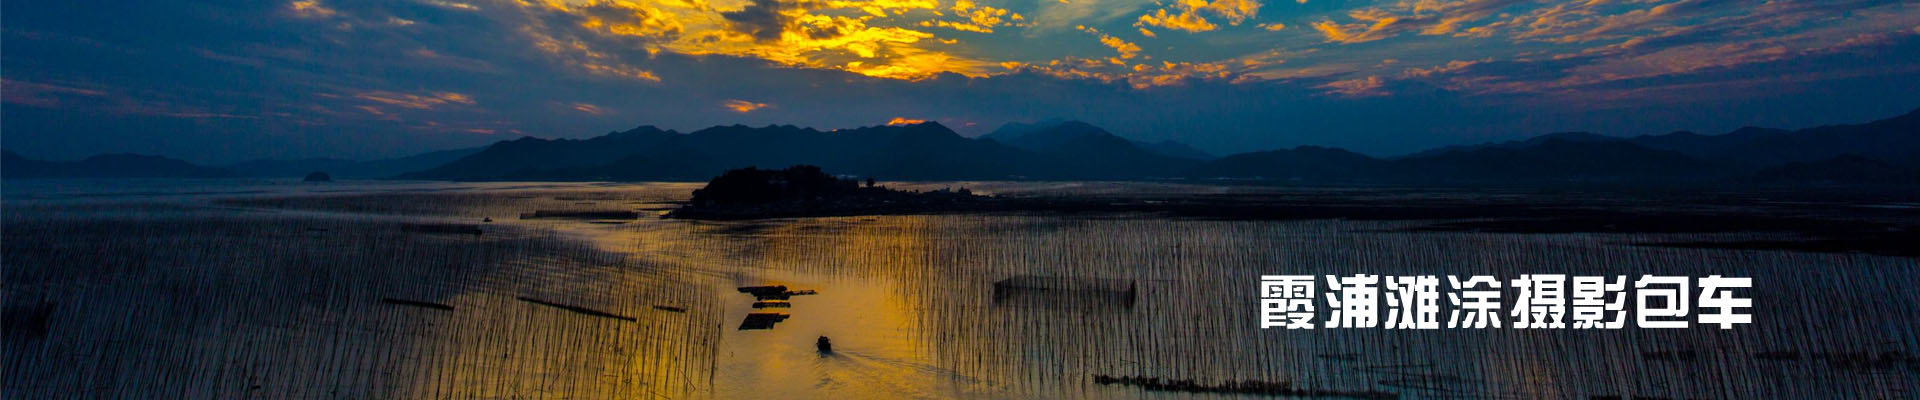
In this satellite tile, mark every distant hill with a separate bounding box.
[981,120,1106,152]
[1383,138,1724,183]
[1627,109,1920,169]
[1030,132,1199,179]
[1188,146,1380,181]
[984,120,1214,160]
[1399,132,1620,159]
[1332,108,1917,183]
[1135,140,1215,160]
[410,126,687,179]
[223,147,484,179]
[2,150,233,178]
[405,122,1042,181]
[1191,138,1724,184]
[1625,127,1786,163]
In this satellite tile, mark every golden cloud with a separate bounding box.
[287,0,337,19]
[724,99,771,113]
[1009,56,1243,89]
[1134,0,1262,33]
[1312,9,1416,44]
[1198,0,1263,25]
[1079,26,1142,59]
[1136,8,1218,33]
[514,0,995,80]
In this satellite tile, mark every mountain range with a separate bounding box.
[2,151,235,179]
[6,107,1917,185]
[981,120,1214,160]
[222,147,483,179]
[1,147,481,180]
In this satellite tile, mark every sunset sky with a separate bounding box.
[4,0,1918,162]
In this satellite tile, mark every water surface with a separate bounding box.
[4,179,1916,398]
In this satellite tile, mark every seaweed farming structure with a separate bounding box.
[991,275,1138,311]
[734,285,817,329]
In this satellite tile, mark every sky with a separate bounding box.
[3,0,1918,163]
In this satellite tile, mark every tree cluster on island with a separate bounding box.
[667,165,984,220]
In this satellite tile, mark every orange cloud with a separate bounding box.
[1319,76,1388,97]
[1400,59,1486,78]
[571,102,605,114]
[724,99,771,113]
[1008,56,1244,89]
[1134,0,1263,33]
[1136,8,1218,33]
[1079,26,1142,59]
[1312,0,1523,43]
[286,0,336,19]
[1199,0,1264,25]
[354,90,475,110]
[923,1,1021,33]
[886,117,927,125]
[1312,9,1418,44]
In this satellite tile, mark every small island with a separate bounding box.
[666,165,992,220]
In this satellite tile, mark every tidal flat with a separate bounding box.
[3,179,1918,399]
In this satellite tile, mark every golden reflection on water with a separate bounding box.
[694,216,965,398]
[538,211,968,398]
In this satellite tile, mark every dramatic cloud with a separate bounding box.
[721,0,790,42]
[2,0,1916,163]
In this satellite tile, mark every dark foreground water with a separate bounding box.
[3,180,1917,399]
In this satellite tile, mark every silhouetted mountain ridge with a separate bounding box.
[13,107,1917,185]
[1630,108,1920,169]
[1400,131,1622,159]
[2,151,234,178]
[405,122,1038,181]
[1189,146,1379,181]
[984,120,1215,160]
[404,107,1920,184]
[223,147,484,178]
[1385,138,1725,182]
[2,147,486,179]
